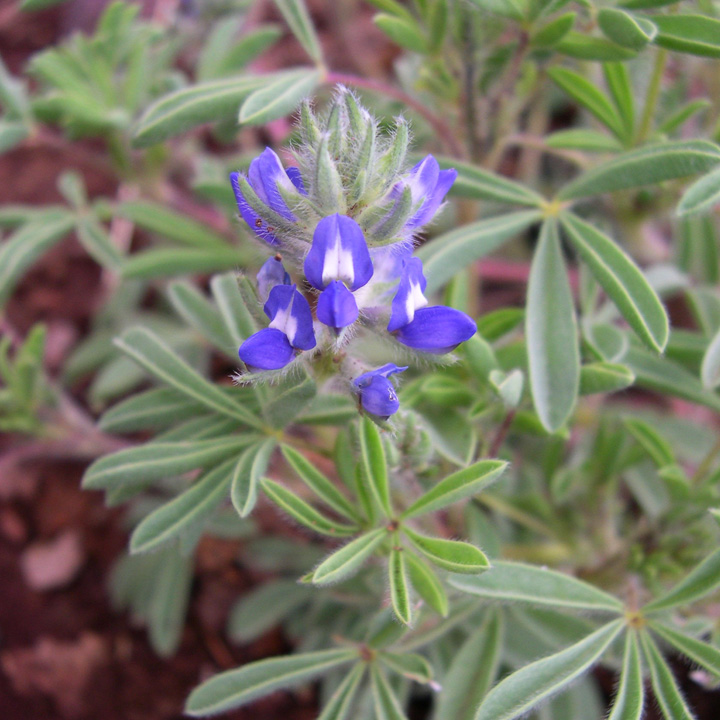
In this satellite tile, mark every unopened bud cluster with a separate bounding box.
[230,87,476,419]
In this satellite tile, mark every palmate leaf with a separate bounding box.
[272,0,323,63]
[608,631,644,720]
[561,213,668,352]
[474,620,623,720]
[402,459,508,518]
[645,548,720,613]
[434,609,503,720]
[185,648,357,716]
[417,210,542,294]
[640,633,698,720]
[403,528,489,574]
[129,457,237,553]
[230,439,277,518]
[404,553,448,617]
[526,218,579,432]
[370,664,409,720]
[317,663,365,720]
[388,544,412,625]
[653,14,720,59]
[558,140,720,201]
[450,560,624,612]
[313,529,387,585]
[114,327,263,429]
[378,651,433,684]
[677,165,720,217]
[649,621,720,677]
[132,75,266,147]
[359,416,392,517]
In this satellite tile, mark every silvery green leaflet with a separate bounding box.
[3,0,720,718]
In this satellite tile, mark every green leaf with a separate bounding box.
[239,69,322,126]
[403,528,489,574]
[470,0,526,20]
[122,247,247,279]
[653,15,720,59]
[230,440,277,518]
[210,272,257,345]
[547,67,624,140]
[272,0,323,63]
[378,651,432,684]
[374,14,427,53]
[389,546,412,625]
[417,210,542,294]
[185,648,356,716]
[118,201,229,248]
[317,664,365,720]
[531,12,575,48]
[475,620,623,720]
[405,553,448,617]
[437,156,544,206]
[114,327,263,428]
[650,622,720,678]
[281,444,358,521]
[608,631,644,720]
[604,63,635,142]
[526,219,579,432]
[0,121,29,153]
[598,9,656,51]
[701,327,720,389]
[76,215,123,270]
[264,372,317,428]
[476,308,524,341]
[640,633,698,720]
[659,99,711,136]
[435,609,503,720]
[559,140,720,201]
[402,460,507,518]
[678,166,720,217]
[359,416,392,517]
[129,458,236,553]
[19,0,69,10]
[546,129,622,152]
[133,75,266,147]
[579,362,635,395]
[260,477,359,537]
[645,548,720,613]
[450,560,624,612]
[561,213,668,352]
[82,436,252,490]
[557,32,637,61]
[623,418,674,467]
[623,345,720,413]
[168,281,234,355]
[313,528,387,585]
[370,664,409,720]
[227,580,311,643]
[0,212,74,307]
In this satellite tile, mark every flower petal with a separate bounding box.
[239,328,294,370]
[264,284,316,350]
[285,166,307,195]
[408,167,457,229]
[358,375,401,417]
[257,256,290,300]
[353,363,408,389]
[316,280,359,329]
[394,306,476,353]
[304,214,373,291]
[248,147,297,220]
[388,257,428,332]
[229,172,281,246]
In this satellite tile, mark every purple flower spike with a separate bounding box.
[353,363,408,418]
[230,172,281,246]
[388,257,428,332]
[404,155,457,230]
[239,284,315,371]
[304,214,373,292]
[257,256,290,300]
[394,306,477,354]
[317,280,359,330]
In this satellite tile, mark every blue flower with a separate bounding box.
[238,284,315,370]
[353,363,408,418]
[230,147,305,246]
[389,257,476,353]
[257,255,290,300]
[304,214,374,330]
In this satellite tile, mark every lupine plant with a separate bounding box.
[4,0,720,718]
